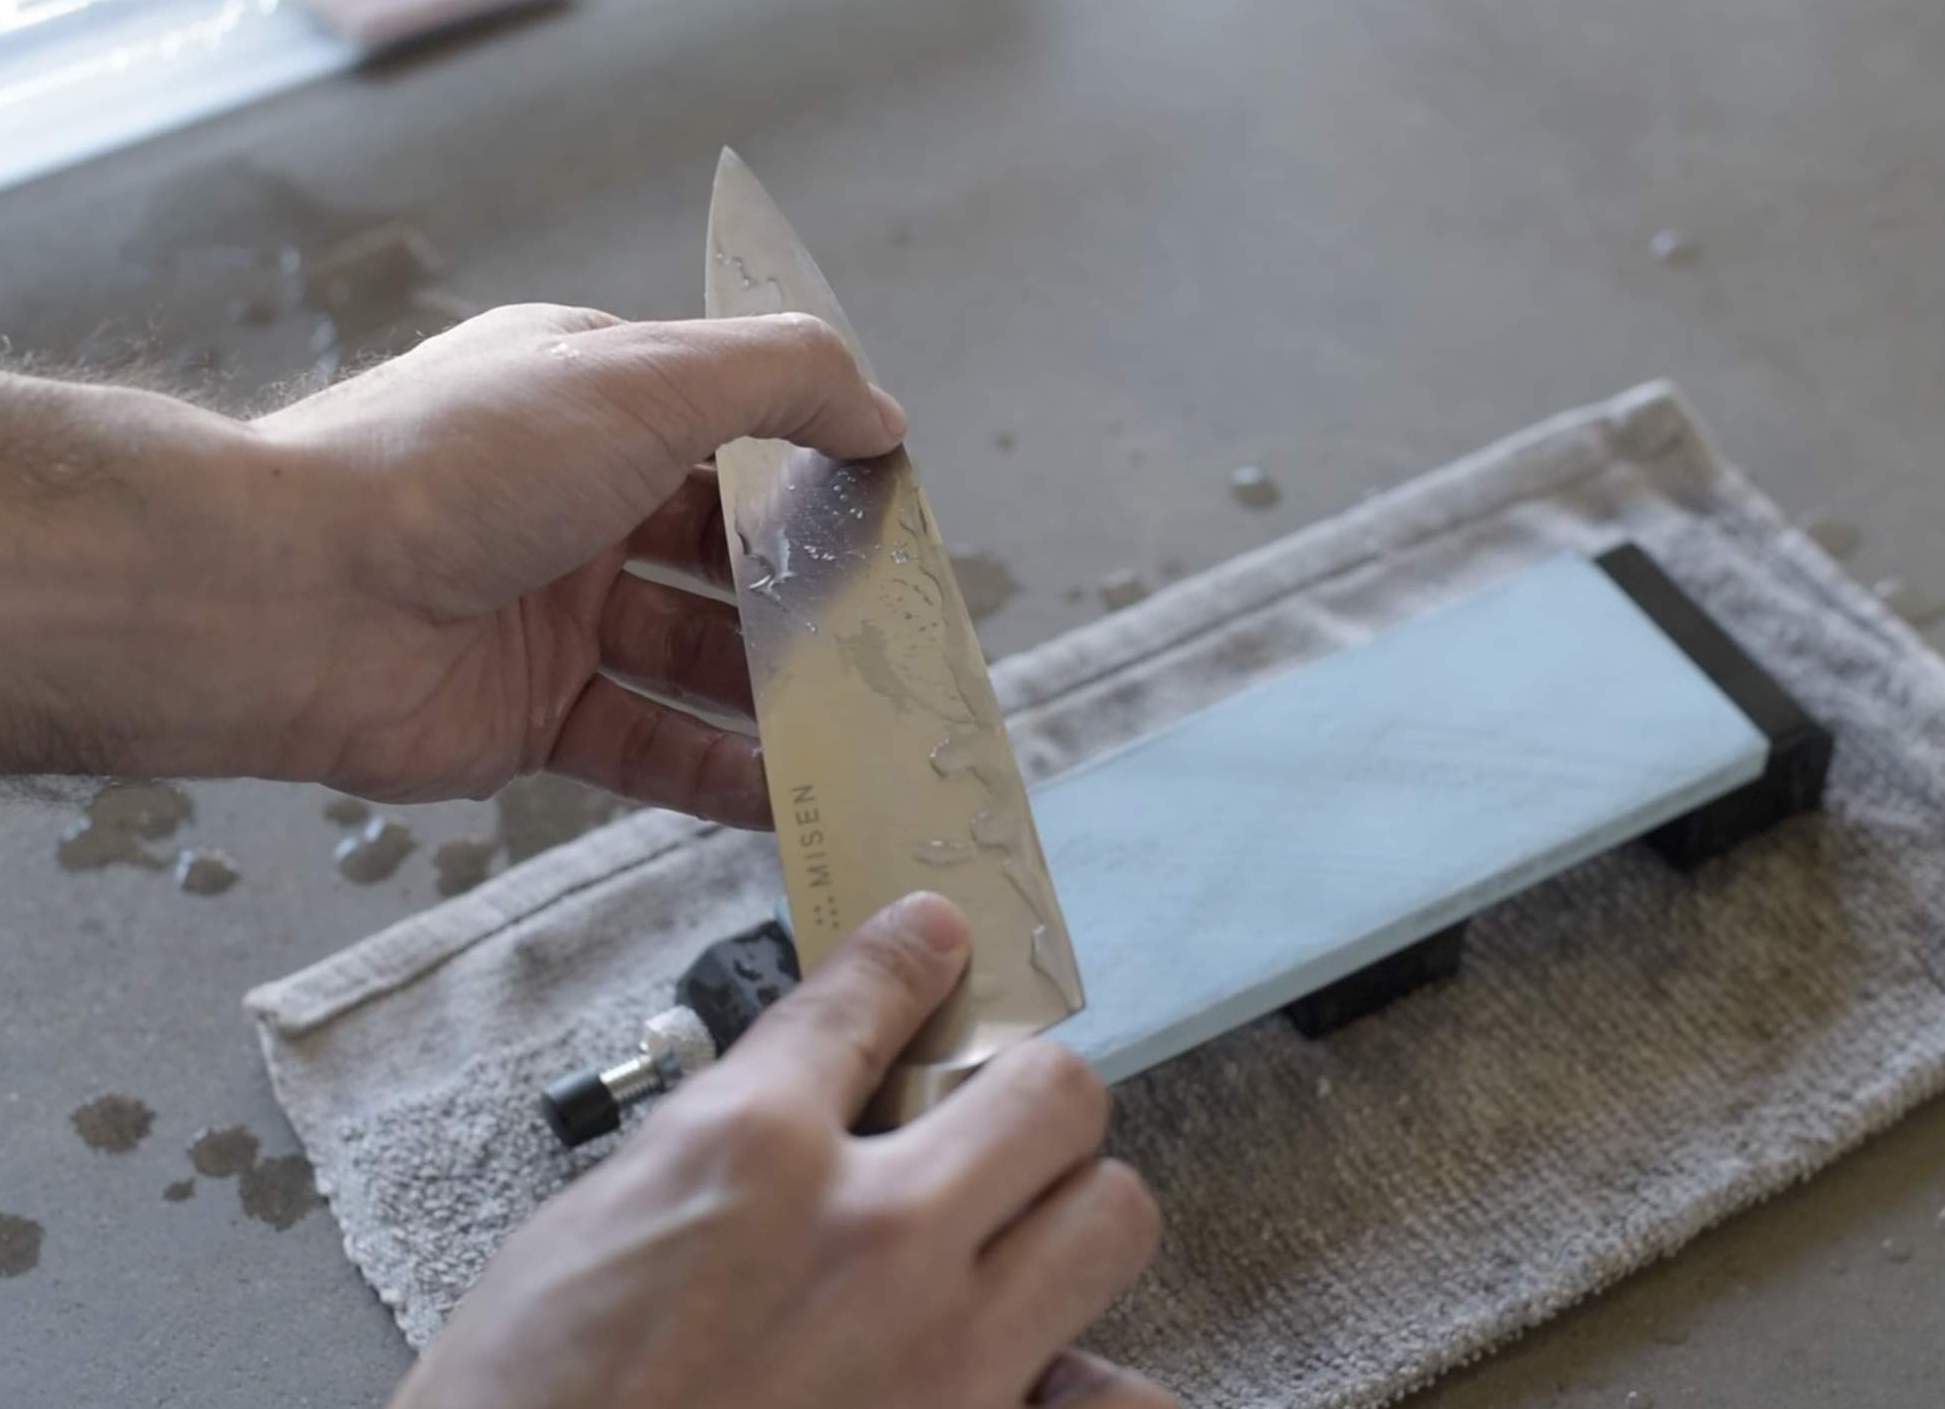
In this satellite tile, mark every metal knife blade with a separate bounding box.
[705,148,1084,1125]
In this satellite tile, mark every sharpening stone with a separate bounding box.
[1038,550,1780,1081]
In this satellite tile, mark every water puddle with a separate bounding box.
[0,1214,42,1278]
[183,1124,319,1229]
[70,1094,154,1153]
[1230,464,1281,510]
[126,160,473,394]
[189,1125,260,1178]
[335,817,416,884]
[495,775,626,866]
[322,795,371,826]
[1098,569,1149,612]
[57,782,191,872]
[948,550,1021,623]
[174,848,239,896]
[433,837,497,897]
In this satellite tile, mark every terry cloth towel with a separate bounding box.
[247,381,1945,1408]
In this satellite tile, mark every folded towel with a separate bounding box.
[248,382,1945,1407]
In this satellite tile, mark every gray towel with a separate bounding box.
[246,382,1945,1408]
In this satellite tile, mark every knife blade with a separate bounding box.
[704,148,1084,1126]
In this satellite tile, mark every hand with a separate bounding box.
[0,305,904,823]
[391,893,1173,1409]
[253,304,907,820]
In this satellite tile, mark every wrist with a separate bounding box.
[0,374,355,780]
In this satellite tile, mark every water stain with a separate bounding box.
[1881,1235,1914,1264]
[302,222,449,364]
[335,817,417,884]
[1624,1392,1655,1409]
[1873,577,1945,629]
[185,1125,320,1229]
[162,1180,196,1203]
[0,1214,42,1277]
[322,795,371,827]
[189,1125,260,1178]
[71,1093,154,1153]
[1801,514,1861,560]
[1650,229,1695,263]
[1098,569,1150,612]
[930,735,978,778]
[1229,464,1281,510]
[837,621,919,715]
[174,848,239,896]
[495,775,626,866]
[124,160,471,395]
[239,1154,323,1230]
[57,782,192,872]
[433,837,497,897]
[949,551,1021,624]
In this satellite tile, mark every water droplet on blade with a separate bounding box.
[913,839,978,867]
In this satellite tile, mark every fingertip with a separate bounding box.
[886,891,970,958]
[871,384,908,444]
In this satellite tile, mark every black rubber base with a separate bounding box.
[1594,544,1835,869]
[675,918,801,1054]
[1286,921,1468,1038]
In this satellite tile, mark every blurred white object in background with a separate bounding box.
[0,0,550,192]
[0,0,355,191]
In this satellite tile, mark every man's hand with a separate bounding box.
[391,894,1173,1409]
[0,305,906,822]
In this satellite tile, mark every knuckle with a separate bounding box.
[1015,1040,1108,1133]
[541,303,624,333]
[785,988,900,1089]
[772,311,848,367]
[1093,1159,1161,1251]
[614,705,674,792]
[685,1095,829,1177]
[838,1192,927,1256]
[471,301,616,334]
[655,604,708,684]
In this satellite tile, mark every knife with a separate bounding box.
[705,148,1084,1127]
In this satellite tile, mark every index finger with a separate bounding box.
[581,313,907,470]
[725,892,970,1125]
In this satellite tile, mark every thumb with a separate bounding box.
[582,313,907,469]
[720,892,970,1125]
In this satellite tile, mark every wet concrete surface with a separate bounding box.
[4,0,1945,1406]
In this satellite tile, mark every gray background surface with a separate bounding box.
[1,1,1942,1405]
